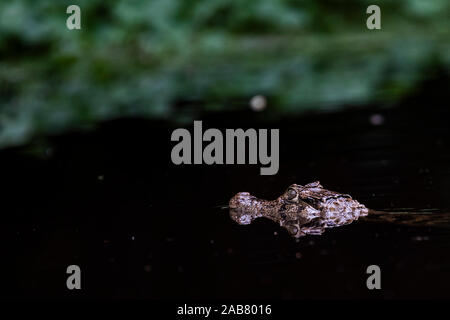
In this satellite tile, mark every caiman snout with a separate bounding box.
[229,192,252,209]
[229,192,264,225]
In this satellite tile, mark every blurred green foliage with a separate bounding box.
[0,0,449,147]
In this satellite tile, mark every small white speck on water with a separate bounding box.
[45,148,53,157]
[412,236,429,242]
[131,236,135,241]
[249,95,267,112]
[97,175,104,181]
[273,231,278,236]
[370,114,384,126]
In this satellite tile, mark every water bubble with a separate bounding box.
[411,236,429,242]
[249,95,267,112]
[370,114,384,126]
[45,148,53,157]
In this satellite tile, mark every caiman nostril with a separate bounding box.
[279,204,287,219]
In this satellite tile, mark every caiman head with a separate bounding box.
[229,181,368,238]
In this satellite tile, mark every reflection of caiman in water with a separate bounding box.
[229,181,450,238]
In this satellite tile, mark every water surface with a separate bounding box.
[2,98,450,299]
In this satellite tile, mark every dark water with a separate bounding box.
[2,91,450,299]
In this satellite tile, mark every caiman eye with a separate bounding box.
[287,188,297,200]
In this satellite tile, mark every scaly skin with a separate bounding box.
[229,181,368,238]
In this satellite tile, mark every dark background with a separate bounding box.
[2,75,450,299]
